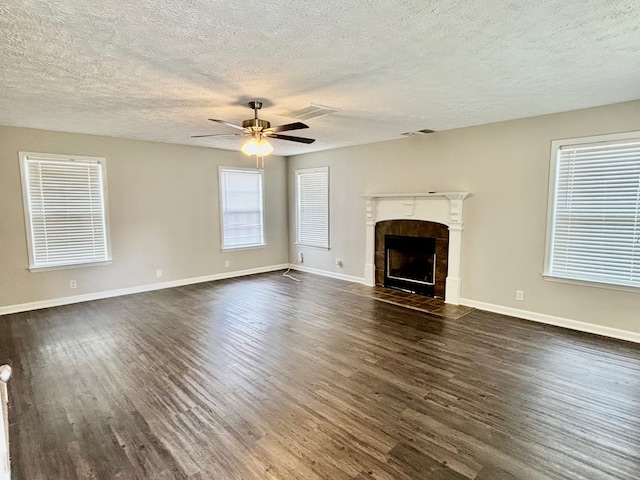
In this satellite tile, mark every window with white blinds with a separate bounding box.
[544,133,640,289]
[219,167,265,249]
[19,152,111,270]
[296,167,329,248]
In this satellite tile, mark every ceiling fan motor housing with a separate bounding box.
[242,118,271,131]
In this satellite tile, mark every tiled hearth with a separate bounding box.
[341,283,474,320]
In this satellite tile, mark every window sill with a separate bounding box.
[29,260,112,273]
[295,243,330,251]
[221,244,267,252]
[542,274,640,294]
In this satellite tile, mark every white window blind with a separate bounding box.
[545,135,640,288]
[296,167,329,248]
[20,153,111,270]
[219,167,265,249]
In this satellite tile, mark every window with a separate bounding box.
[219,167,265,249]
[19,152,111,270]
[296,167,329,248]
[544,132,640,289]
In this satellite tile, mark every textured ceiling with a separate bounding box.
[1,0,639,156]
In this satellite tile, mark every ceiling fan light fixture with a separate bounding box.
[257,138,273,156]
[241,135,273,157]
[241,137,259,155]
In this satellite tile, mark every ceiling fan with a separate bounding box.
[192,101,315,161]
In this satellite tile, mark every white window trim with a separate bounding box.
[218,166,266,251]
[543,130,640,291]
[19,152,112,272]
[295,166,330,249]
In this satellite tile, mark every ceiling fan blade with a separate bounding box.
[268,121,309,133]
[268,133,316,144]
[208,119,246,131]
[191,133,245,138]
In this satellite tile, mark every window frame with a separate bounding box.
[19,151,112,272]
[218,166,266,251]
[295,166,330,249]
[543,131,640,292]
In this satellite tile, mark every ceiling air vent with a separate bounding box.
[280,103,341,121]
[401,128,435,136]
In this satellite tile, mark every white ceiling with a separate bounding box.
[1,1,639,156]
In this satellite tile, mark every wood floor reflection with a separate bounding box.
[1,271,639,479]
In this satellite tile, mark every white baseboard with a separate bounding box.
[460,298,640,344]
[289,264,365,284]
[0,264,290,316]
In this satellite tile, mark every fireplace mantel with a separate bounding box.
[361,192,470,305]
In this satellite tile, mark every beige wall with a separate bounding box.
[0,126,289,308]
[288,100,640,334]
[3,101,640,335]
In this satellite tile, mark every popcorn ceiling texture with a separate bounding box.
[1,0,639,155]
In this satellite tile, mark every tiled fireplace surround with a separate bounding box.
[362,192,469,305]
[375,220,449,298]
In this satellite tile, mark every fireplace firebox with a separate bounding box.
[375,220,449,298]
[384,235,436,296]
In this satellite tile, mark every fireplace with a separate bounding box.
[375,219,449,298]
[385,235,436,296]
[362,192,469,304]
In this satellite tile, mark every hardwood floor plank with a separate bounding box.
[1,271,640,479]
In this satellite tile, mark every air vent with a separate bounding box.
[280,104,341,121]
[401,128,435,136]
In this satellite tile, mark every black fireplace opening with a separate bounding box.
[384,234,436,296]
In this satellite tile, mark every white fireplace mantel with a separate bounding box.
[361,192,470,305]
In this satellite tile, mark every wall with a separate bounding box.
[0,126,289,310]
[288,100,640,337]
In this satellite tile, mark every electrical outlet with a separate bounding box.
[516,290,525,301]
[224,260,230,268]
[70,280,77,289]
[335,259,343,268]
[298,252,304,263]
[156,269,163,278]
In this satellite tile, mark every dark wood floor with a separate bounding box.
[1,272,640,479]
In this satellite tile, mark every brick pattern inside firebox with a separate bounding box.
[375,219,449,298]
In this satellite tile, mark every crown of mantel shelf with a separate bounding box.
[360,192,470,200]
